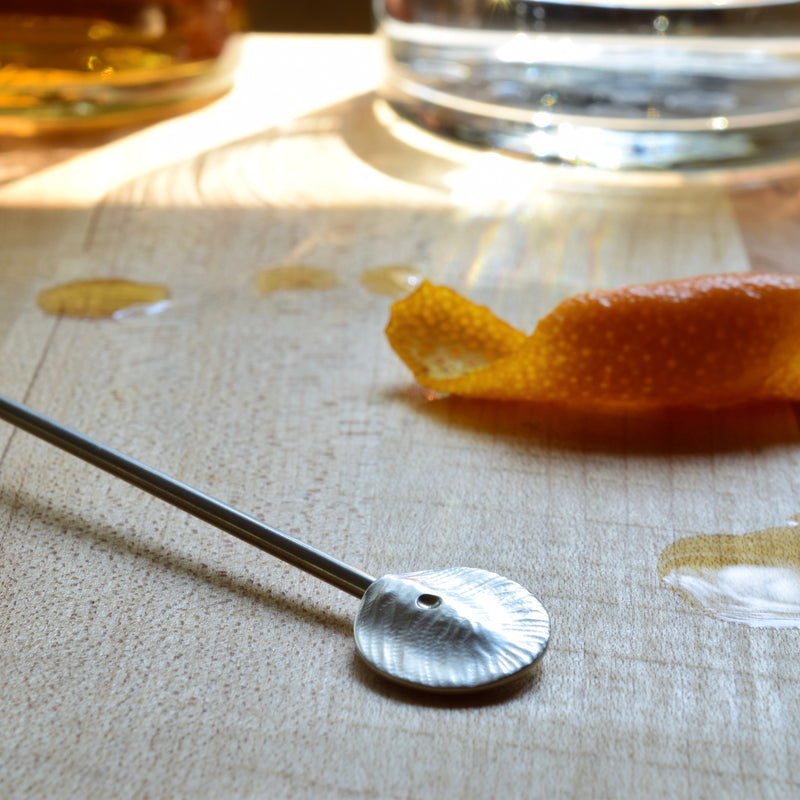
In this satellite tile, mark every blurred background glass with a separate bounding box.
[0,0,247,135]
[14,1,796,174]
[372,0,800,170]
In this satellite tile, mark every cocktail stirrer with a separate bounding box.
[0,393,549,692]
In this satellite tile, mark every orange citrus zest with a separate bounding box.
[386,274,800,408]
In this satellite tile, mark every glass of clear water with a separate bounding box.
[374,0,800,170]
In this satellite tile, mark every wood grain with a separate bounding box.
[1,34,799,799]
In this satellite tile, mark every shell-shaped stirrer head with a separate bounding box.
[353,567,550,692]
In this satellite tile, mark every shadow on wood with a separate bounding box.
[386,385,800,455]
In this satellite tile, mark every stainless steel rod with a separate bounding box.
[0,394,375,598]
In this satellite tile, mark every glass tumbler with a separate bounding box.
[374,0,800,170]
[0,1,246,136]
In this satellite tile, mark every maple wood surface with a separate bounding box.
[1,34,800,799]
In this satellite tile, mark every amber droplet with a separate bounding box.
[360,265,423,299]
[256,266,339,295]
[658,516,800,627]
[37,278,170,319]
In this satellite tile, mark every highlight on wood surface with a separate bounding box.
[37,278,170,319]
[385,273,800,408]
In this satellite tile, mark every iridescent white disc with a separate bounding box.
[354,567,550,692]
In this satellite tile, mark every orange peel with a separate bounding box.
[386,273,800,408]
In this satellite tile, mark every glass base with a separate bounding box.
[378,11,800,170]
[383,89,800,171]
[0,46,239,136]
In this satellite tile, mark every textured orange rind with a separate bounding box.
[386,274,800,408]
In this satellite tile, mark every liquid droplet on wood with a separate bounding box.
[657,515,800,627]
[37,278,170,319]
[256,266,339,295]
[359,265,423,298]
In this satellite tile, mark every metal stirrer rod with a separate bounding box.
[0,394,374,598]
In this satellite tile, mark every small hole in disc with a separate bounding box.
[416,593,442,609]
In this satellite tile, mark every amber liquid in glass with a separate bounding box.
[0,0,246,135]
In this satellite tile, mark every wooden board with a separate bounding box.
[1,34,800,799]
